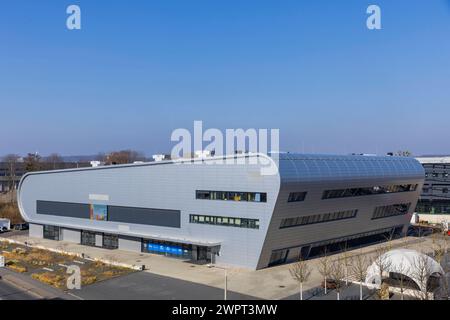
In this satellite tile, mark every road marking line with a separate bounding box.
[67,292,84,300]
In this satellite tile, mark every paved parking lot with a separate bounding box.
[71,271,258,300]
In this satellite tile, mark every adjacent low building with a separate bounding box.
[415,156,450,225]
[17,153,425,269]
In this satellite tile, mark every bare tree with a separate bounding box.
[105,150,145,165]
[431,235,447,266]
[318,249,332,295]
[45,153,63,170]
[340,243,351,286]
[24,152,41,172]
[3,154,20,202]
[373,245,392,290]
[411,253,435,300]
[289,259,312,300]
[351,251,370,300]
[395,258,408,301]
[329,258,345,300]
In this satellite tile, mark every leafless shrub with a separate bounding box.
[351,250,370,300]
[289,259,312,300]
[318,249,332,295]
[411,253,435,300]
[329,258,345,300]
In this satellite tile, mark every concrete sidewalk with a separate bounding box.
[0,233,432,300]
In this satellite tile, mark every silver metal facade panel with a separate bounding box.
[29,223,43,239]
[62,228,81,244]
[118,236,142,253]
[95,234,103,247]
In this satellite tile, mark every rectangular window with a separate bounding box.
[43,225,60,241]
[81,230,97,246]
[102,233,118,249]
[372,203,411,220]
[287,192,307,202]
[196,190,267,203]
[189,214,259,229]
[322,184,417,200]
[279,209,358,229]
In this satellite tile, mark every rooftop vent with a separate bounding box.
[194,150,211,158]
[152,154,165,162]
[90,161,103,167]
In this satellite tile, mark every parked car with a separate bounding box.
[0,219,11,233]
[13,223,29,231]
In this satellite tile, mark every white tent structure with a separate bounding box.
[365,249,444,292]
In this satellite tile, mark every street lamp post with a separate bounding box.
[212,252,228,301]
[224,268,227,300]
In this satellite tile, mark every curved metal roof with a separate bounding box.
[272,153,425,182]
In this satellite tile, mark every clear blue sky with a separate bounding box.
[1,0,450,157]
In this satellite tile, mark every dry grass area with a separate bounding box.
[0,195,24,224]
[1,240,134,289]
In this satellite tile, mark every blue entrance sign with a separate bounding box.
[147,243,183,255]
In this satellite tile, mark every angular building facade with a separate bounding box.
[415,156,450,224]
[17,153,424,269]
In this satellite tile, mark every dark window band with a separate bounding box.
[36,200,180,228]
[322,184,418,200]
[190,214,259,229]
[287,192,307,202]
[371,203,411,220]
[280,209,358,229]
[37,200,90,219]
[196,190,267,203]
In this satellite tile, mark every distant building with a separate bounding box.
[0,161,90,193]
[415,156,450,224]
[18,153,424,269]
[0,162,25,192]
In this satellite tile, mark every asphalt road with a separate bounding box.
[0,279,36,300]
[73,271,259,300]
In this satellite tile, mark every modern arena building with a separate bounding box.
[17,153,425,269]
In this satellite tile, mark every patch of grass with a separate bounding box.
[82,276,97,286]
[6,260,28,273]
[0,202,24,224]
[31,272,66,288]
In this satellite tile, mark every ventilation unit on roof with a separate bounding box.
[152,154,165,162]
[194,150,211,158]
